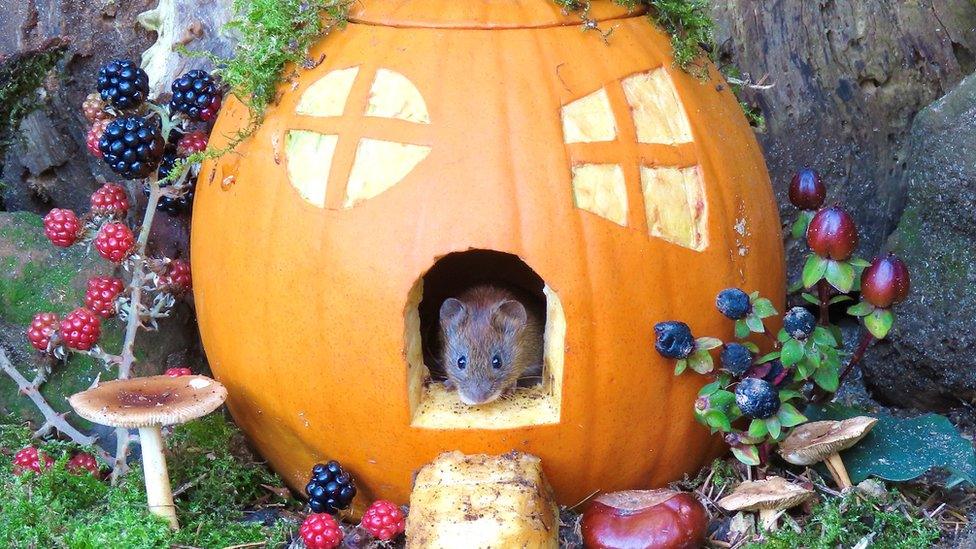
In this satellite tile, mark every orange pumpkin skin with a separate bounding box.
[192,1,784,506]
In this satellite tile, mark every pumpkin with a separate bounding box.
[192,0,784,505]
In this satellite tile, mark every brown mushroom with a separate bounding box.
[717,476,814,531]
[68,375,227,530]
[778,416,877,490]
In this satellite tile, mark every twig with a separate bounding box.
[118,175,161,379]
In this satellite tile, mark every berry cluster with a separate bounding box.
[306,461,357,514]
[10,446,100,477]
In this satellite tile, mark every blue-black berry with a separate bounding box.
[735,377,780,419]
[306,460,356,514]
[721,343,752,377]
[97,59,149,110]
[783,307,816,340]
[654,321,695,359]
[98,116,164,179]
[716,288,751,320]
[170,70,223,121]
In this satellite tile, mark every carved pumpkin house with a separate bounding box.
[192,0,784,505]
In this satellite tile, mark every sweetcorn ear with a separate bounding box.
[406,451,559,549]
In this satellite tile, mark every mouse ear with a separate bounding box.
[493,300,527,334]
[440,298,467,327]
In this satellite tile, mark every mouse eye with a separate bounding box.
[456,356,467,370]
[491,355,502,369]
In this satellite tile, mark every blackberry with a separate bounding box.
[653,321,694,359]
[170,70,222,121]
[99,116,165,179]
[735,377,780,419]
[720,343,752,377]
[306,460,356,513]
[716,288,751,320]
[783,307,816,340]
[157,185,195,215]
[97,59,149,110]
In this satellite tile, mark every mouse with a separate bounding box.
[438,285,544,406]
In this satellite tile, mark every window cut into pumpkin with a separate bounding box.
[640,165,708,250]
[366,68,432,124]
[405,250,564,429]
[571,163,628,226]
[285,130,339,208]
[621,68,693,145]
[560,88,617,143]
[296,66,360,117]
[344,138,432,208]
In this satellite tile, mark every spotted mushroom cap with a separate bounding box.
[68,375,227,428]
[778,416,878,466]
[717,476,814,512]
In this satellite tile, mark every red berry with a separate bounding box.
[861,253,911,308]
[177,131,209,156]
[12,446,54,475]
[86,118,112,158]
[789,168,826,210]
[67,452,101,476]
[360,500,405,541]
[27,312,60,352]
[94,222,134,263]
[807,206,858,261]
[300,513,344,549]
[90,183,130,217]
[59,308,101,350]
[162,259,192,292]
[82,92,108,122]
[165,367,193,377]
[85,276,125,318]
[199,94,222,122]
[43,208,81,248]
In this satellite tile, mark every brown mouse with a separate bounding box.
[439,285,544,406]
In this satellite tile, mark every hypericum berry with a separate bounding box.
[300,513,344,549]
[720,343,753,377]
[177,131,208,156]
[67,452,101,476]
[161,259,192,292]
[361,500,406,541]
[716,288,751,320]
[96,59,149,109]
[807,206,858,261]
[12,446,54,475]
[170,70,223,121]
[861,253,911,308]
[789,168,826,210]
[94,222,134,263]
[783,307,816,340]
[59,308,101,351]
[26,312,60,352]
[98,116,165,179]
[86,118,112,158]
[85,276,125,318]
[90,183,130,217]
[653,321,695,360]
[165,367,193,377]
[82,92,108,122]
[43,208,81,248]
[306,460,357,514]
[735,377,780,419]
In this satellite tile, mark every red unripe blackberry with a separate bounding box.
[59,307,101,350]
[300,513,344,549]
[861,253,911,308]
[13,446,54,475]
[26,312,60,352]
[82,92,108,122]
[67,452,101,476]
[86,118,112,158]
[43,208,81,247]
[361,500,406,541]
[177,131,209,156]
[162,259,192,292]
[85,276,126,318]
[788,168,826,210]
[807,206,858,260]
[94,222,135,263]
[90,183,129,218]
[165,367,193,377]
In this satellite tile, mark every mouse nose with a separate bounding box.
[460,383,497,406]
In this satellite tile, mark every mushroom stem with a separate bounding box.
[758,509,780,531]
[139,425,179,530]
[824,453,852,489]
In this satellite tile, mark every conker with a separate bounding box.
[807,206,858,260]
[788,168,826,210]
[860,253,910,308]
[581,489,708,549]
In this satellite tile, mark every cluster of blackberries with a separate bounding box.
[97,59,149,110]
[306,460,357,514]
[98,116,165,179]
[170,70,222,121]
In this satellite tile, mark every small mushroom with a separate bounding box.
[717,476,813,530]
[69,375,227,530]
[778,416,877,490]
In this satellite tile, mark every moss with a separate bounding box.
[0,42,67,149]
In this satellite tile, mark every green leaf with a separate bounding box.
[695,336,723,351]
[801,292,821,306]
[765,416,782,440]
[777,402,807,427]
[745,314,765,333]
[698,379,721,397]
[734,319,750,339]
[743,342,760,353]
[849,257,872,268]
[731,444,761,466]
[780,339,804,367]
[829,295,853,305]
[824,259,856,292]
[704,410,732,432]
[812,364,839,392]
[812,326,838,347]
[778,389,802,402]
[776,329,790,343]
[791,212,812,240]
[709,390,736,410]
[805,346,821,369]
[806,403,976,488]
[674,359,688,375]
[752,298,777,318]
[687,351,714,374]
[796,359,814,380]
[847,300,875,318]
[757,351,780,364]
[802,254,828,288]
[748,418,768,438]
[749,291,760,300]
[865,309,895,339]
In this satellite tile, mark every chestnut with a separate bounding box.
[807,206,858,260]
[860,253,910,308]
[581,489,708,549]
